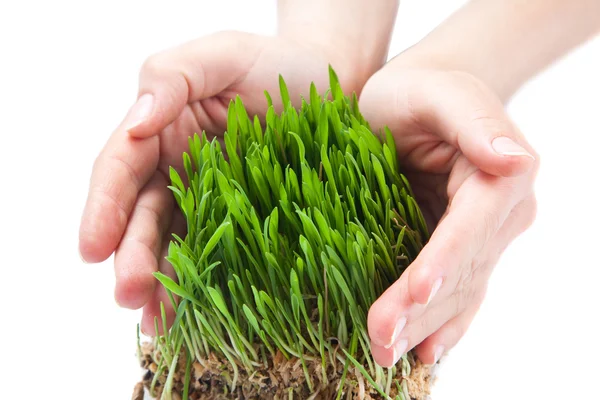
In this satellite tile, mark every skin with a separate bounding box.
[360,68,539,366]
[362,0,599,367]
[78,0,599,367]
[78,1,398,336]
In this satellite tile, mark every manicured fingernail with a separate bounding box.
[433,345,445,364]
[391,339,408,365]
[125,93,154,132]
[491,137,535,159]
[384,316,407,349]
[426,278,443,305]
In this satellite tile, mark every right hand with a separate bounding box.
[78,31,359,335]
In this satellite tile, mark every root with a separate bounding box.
[135,342,435,400]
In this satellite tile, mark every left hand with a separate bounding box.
[78,31,364,335]
[359,60,539,367]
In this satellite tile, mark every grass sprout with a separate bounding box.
[148,66,429,399]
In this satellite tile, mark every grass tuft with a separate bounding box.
[150,66,429,399]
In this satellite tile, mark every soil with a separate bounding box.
[134,342,435,400]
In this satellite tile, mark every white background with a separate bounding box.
[0,1,598,399]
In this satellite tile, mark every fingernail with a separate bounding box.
[433,345,445,364]
[491,137,535,159]
[391,339,408,365]
[384,316,407,349]
[140,324,150,337]
[125,93,154,132]
[426,278,443,305]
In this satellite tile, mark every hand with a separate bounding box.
[359,62,539,367]
[78,31,360,335]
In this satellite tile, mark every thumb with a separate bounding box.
[124,31,265,139]
[411,71,537,177]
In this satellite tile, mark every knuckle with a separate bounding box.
[444,72,509,135]
[470,113,508,138]
[468,107,498,126]
[135,202,163,227]
[109,154,142,189]
[89,186,129,222]
[140,53,171,76]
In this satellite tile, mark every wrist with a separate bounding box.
[278,31,377,95]
[388,0,600,103]
[388,42,511,101]
[277,0,399,95]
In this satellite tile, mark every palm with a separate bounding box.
[359,64,538,368]
[156,36,335,180]
[402,154,474,236]
[388,118,477,235]
[360,69,504,232]
[362,102,464,234]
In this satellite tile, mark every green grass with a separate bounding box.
[150,67,429,399]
